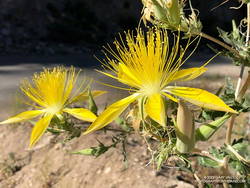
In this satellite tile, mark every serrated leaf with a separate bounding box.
[217,20,250,67]
[200,109,226,121]
[232,141,250,161]
[208,146,225,160]
[198,156,221,168]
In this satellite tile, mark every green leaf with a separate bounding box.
[231,140,250,161]
[46,127,62,135]
[199,109,226,121]
[115,117,132,132]
[209,147,225,160]
[204,183,213,188]
[217,20,250,67]
[88,89,98,115]
[197,156,221,168]
[151,0,169,22]
[71,148,96,156]
[71,142,110,157]
[156,142,171,170]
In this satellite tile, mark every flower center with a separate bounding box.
[141,83,161,96]
[45,105,63,115]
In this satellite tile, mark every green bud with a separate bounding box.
[88,89,98,115]
[195,114,231,142]
[141,0,202,34]
[71,148,95,156]
[176,100,195,153]
[71,143,109,157]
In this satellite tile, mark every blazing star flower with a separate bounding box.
[0,66,103,147]
[84,28,237,135]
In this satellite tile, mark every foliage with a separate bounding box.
[197,139,250,184]
[217,20,250,67]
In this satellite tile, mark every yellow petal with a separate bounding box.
[29,114,54,147]
[162,92,178,102]
[70,90,107,104]
[0,110,43,124]
[118,64,141,88]
[145,93,166,126]
[170,67,207,83]
[63,108,97,122]
[166,86,237,113]
[84,93,140,135]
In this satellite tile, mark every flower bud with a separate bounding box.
[195,114,231,142]
[88,89,98,115]
[142,0,181,27]
[176,100,195,153]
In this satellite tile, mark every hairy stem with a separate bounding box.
[192,149,224,164]
[222,156,230,188]
[238,71,250,100]
[235,64,246,98]
[199,32,240,57]
[227,144,250,165]
[226,115,236,145]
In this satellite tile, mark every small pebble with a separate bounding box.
[104,167,111,174]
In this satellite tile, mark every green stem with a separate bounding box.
[192,149,224,164]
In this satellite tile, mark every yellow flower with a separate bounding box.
[84,28,237,135]
[0,66,103,147]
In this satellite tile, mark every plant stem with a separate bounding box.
[235,64,245,99]
[192,149,224,164]
[193,172,203,188]
[222,156,230,188]
[238,71,250,100]
[199,32,240,57]
[226,115,236,145]
[104,128,127,133]
[225,3,250,145]
[227,144,250,165]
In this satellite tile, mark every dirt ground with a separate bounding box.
[0,57,248,188]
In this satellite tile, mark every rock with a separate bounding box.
[104,167,111,174]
